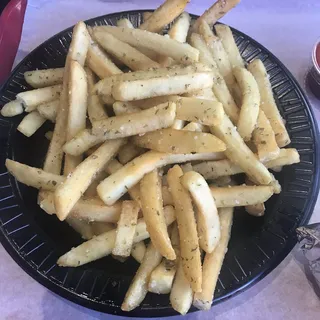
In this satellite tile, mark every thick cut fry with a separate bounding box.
[118,144,145,164]
[244,177,265,217]
[214,24,244,68]
[94,26,199,64]
[181,171,221,253]
[113,201,140,257]
[54,139,125,220]
[112,73,214,101]
[16,85,62,112]
[193,0,241,31]
[253,110,280,162]
[140,170,176,260]
[44,21,90,175]
[94,31,160,71]
[24,68,64,88]
[139,0,189,33]
[86,42,122,79]
[113,101,141,115]
[57,205,176,267]
[265,148,300,168]
[93,102,176,138]
[188,33,239,124]
[64,61,88,173]
[131,241,146,263]
[168,12,191,42]
[1,100,24,117]
[117,18,134,28]
[97,150,224,205]
[247,59,290,147]
[211,113,272,185]
[193,207,233,310]
[133,128,226,154]
[17,111,46,137]
[121,243,162,311]
[6,159,64,190]
[233,67,260,141]
[167,165,202,292]
[37,99,58,122]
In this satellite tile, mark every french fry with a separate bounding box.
[66,217,95,240]
[143,12,153,21]
[113,101,141,116]
[121,242,162,311]
[171,119,185,129]
[24,68,64,88]
[38,191,122,223]
[253,109,280,162]
[162,185,173,206]
[43,21,90,175]
[247,59,291,147]
[244,177,265,217]
[86,41,122,79]
[181,171,221,253]
[233,67,260,141]
[131,241,146,263]
[1,100,24,117]
[16,85,62,112]
[94,31,160,71]
[210,112,273,185]
[133,128,226,154]
[182,122,205,132]
[17,111,46,137]
[54,139,125,221]
[265,148,300,168]
[139,0,189,33]
[112,201,140,257]
[168,12,191,42]
[193,0,241,31]
[140,170,176,260]
[167,165,202,292]
[183,87,217,101]
[5,159,64,190]
[193,207,233,310]
[117,18,134,28]
[212,175,232,187]
[84,170,108,197]
[97,150,224,205]
[118,144,145,164]
[214,24,244,68]
[112,72,214,101]
[63,129,105,156]
[37,99,58,122]
[91,222,115,235]
[93,102,176,138]
[269,172,282,194]
[57,205,176,267]
[94,26,199,64]
[188,32,239,124]
[272,166,283,172]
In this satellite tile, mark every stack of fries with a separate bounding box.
[1,0,300,314]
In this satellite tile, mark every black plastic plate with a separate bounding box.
[0,10,319,317]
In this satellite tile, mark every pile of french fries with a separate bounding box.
[1,0,300,314]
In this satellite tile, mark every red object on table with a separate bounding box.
[0,0,27,85]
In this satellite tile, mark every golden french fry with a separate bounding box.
[211,112,272,185]
[139,0,189,33]
[193,207,233,310]
[167,165,202,292]
[97,150,224,205]
[140,169,176,260]
[121,242,162,311]
[131,241,146,263]
[112,201,140,257]
[54,139,125,221]
[233,67,260,141]
[181,171,221,253]
[193,0,241,31]
[168,12,191,42]
[93,102,176,138]
[93,26,199,64]
[214,24,244,68]
[17,111,46,137]
[24,68,64,88]
[37,99,58,122]
[5,159,64,190]
[16,85,62,112]
[94,31,160,71]
[247,59,291,147]
[118,144,145,164]
[265,148,300,168]
[1,100,24,117]
[133,128,226,154]
[57,205,176,267]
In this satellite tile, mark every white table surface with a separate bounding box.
[1,0,320,319]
